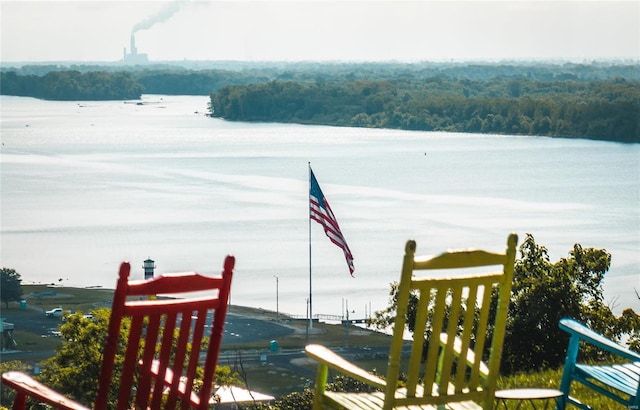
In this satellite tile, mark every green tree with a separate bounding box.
[38,309,125,406]
[1,268,23,309]
[618,308,640,351]
[501,234,619,373]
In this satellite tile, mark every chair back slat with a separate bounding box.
[384,234,517,410]
[422,286,446,394]
[439,283,464,393]
[117,315,144,409]
[472,283,494,387]
[456,283,478,388]
[134,313,162,408]
[406,289,430,396]
[94,255,234,410]
[150,311,178,409]
[181,309,208,410]
[164,310,195,408]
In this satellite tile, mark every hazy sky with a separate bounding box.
[1,0,638,63]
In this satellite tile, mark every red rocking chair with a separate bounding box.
[2,255,235,410]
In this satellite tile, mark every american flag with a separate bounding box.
[309,168,355,276]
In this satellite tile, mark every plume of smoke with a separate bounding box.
[132,1,186,34]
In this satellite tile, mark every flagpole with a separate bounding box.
[308,162,313,330]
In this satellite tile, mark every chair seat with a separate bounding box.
[575,362,640,397]
[324,391,482,410]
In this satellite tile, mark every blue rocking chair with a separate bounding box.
[558,318,640,409]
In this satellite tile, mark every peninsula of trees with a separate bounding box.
[210,76,638,143]
[1,61,638,143]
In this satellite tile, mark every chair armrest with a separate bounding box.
[305,344,387,390]
[1,371,90,410]
[559,318,640,362]
[439,334,490,379]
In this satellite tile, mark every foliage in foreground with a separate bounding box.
[504,234,640,373]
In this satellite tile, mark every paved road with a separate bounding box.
[222,313,295,345]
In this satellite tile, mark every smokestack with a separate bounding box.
[123,31,148,64]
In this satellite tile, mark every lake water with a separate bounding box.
[1,95,638,318]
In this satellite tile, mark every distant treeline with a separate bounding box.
[0,71,144,100]
[1,62,638,142]
[211,78,639,143]
[0,68,270,100]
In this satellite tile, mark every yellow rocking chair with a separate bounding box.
[306,234,518,410]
